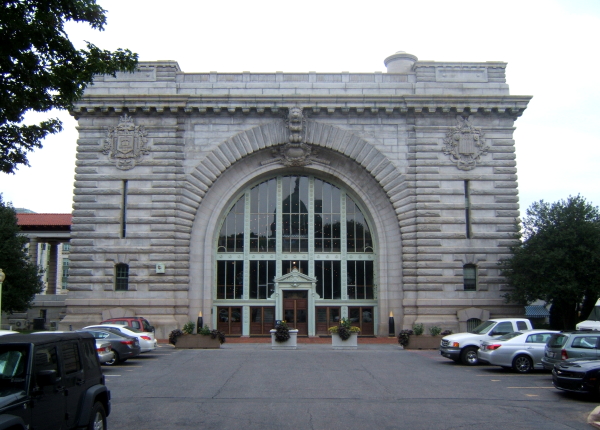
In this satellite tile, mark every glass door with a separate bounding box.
[283,290,308,336]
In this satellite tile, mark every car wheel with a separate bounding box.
[88,402,106,430]
[104,352,120,366]
[460,347,479,366]
[513,355,533,373]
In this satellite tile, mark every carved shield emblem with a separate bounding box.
[103,115,149,170]
[443,116,488,170]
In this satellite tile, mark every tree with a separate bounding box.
[0,195,44,313]
[501,195,600,330]
[0,0,138,173]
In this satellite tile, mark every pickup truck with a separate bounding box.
[576,299,600,331]
[439,318,533,365]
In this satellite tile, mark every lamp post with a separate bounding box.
[388,311,395,337]
[0,269,5,330]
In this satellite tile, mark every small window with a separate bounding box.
[115,264,129,291]
[516,321,528,331]
[572,336,599,349]
[463,264,477,291]
[467,318,482,332]
[62,243,70,252]
[492,322,513,335]
[62,342,82,374]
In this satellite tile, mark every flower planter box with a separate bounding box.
[406,335,442,350]
[331,333,358,350]
[174,334,221,349]
[270,329,298,349]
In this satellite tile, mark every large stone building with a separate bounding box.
[61,52,531,338]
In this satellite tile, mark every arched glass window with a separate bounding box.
[463,264,477,291]
[215,175,375,300]
[115,263,129,291]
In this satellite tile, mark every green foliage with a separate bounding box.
[328,317,360,340]
[500,195,600,329]
[182,321,195,335]
[412,323,424,336]
[0,196,43,312]
[0,0,138,173]
[397,329,413,347]
[429,326,442,336]
[198,325,211,336]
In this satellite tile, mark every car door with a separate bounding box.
[30,344,65,430]
[569,335,600,359]
[59,340,87,429]
[524,333,554,365]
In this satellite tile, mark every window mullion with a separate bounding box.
[243,190,250,300]
[341,191,348,299]
[275,176,283,278]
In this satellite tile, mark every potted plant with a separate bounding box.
[401,325,452,350]
[328,317,360,349]
[270,320,298,349]
[169,321,226,349]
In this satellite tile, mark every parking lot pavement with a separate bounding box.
[102,344,597,430]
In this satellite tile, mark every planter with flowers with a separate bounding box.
[169,322,226,349]
[270,321,298,349]
[328,317,360,349]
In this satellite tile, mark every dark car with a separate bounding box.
[78,328,141,365]
[101,317,154,333]
[552,358,600,395]
[0,332,110,430]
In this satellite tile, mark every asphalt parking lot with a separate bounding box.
[103,344,598,430]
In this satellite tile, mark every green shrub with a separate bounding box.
[413,323,424,336]
[429,326,442,336]
[182,321,195,335]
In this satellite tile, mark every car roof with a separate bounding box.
[0,332,95,345]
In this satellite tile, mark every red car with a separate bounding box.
[101,317,155,333]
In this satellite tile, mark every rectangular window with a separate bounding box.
[61,258,69,290]
[464,180,471,239]
[62,243,70,252]
[250,179,277,252]
[347,261,374,299]
[463,264,477,291]
[314,179,341,253]
[121,180,128,238]
[249,260,276,299]
[115,264,129,291]
[216,260,243,299]
[315,260,341,299]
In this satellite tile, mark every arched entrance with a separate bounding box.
[214,174,377,336]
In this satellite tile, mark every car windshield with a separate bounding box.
[470,321,496,334]
[497,332,523,341]
[0,345,28,396]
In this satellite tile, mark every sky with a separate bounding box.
[1,0,599,215]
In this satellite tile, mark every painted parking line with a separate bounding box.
[507,386,554,389]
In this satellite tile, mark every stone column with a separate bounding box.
[46,242,59,295]
[28,237,39,265]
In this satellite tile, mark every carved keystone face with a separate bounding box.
[289,108,302,122]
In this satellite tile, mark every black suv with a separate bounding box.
[0,332,111,430]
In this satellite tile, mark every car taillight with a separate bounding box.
[486,344,502,350]
[120,340,134,345]
[140,336,151,341]
[97,347,107,353]
[561,349,568,360]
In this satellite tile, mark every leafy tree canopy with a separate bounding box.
[501,195,600,329]
[0,0,138,173]
[0,195,44,313]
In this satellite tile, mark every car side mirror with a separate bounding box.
[36,369,58,387]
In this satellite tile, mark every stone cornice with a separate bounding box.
[72,95,532,118]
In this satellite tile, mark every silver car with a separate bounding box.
[477,329,558,373]
[95,340,115,364]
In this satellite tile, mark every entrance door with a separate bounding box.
[250,307,275,335]
[217,307,242,335]
[315,307,340,335]
[283,290,308,336]
[349,306,374,335]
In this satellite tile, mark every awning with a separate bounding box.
[525,305,550,318]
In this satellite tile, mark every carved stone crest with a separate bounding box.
[443,116,488,170]
[103,115,149,170]
[262,107,329,167]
